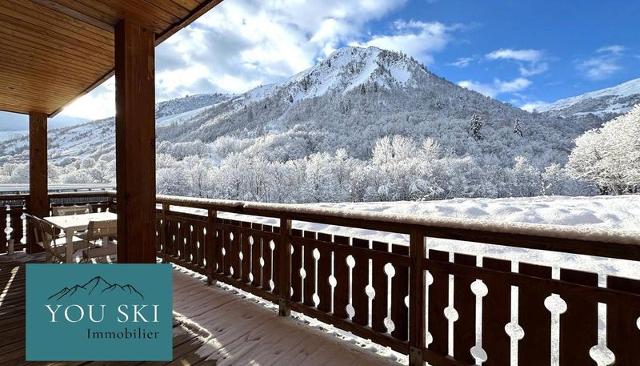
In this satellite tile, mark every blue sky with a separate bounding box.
[2,0,639,129]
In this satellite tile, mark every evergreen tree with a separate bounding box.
[469,114,483,140]
[513,118,523,137]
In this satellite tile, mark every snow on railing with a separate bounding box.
[155,194,640,366]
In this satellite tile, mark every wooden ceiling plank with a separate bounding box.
[1,15,114,60]
[75,0,169,33]
[0,69,90,92]
[0,41,112,78]
[0,40,108,75]
[109,0,179,27]
[142,0,190,19]
[0,3,113,52]
[5,0,113,47]
[33,0,115,33]
[0,90,71,106]
[16,0,114,41]
[0,71,105,95]
[170,0,202,10]
[0,40,110,78]
[0,29,113,72]
[0,64,99,91]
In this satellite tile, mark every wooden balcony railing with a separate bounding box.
[3,191,640,365]
[0,191,114,254]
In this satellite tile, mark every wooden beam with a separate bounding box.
[115,18,156,263]
[28,112,48,253]
[155,0,223,44]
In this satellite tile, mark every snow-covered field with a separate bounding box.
[197,195,640,279]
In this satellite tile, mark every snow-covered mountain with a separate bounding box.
[158,46,598,163]
[539,77,640,119]
[0,46,605,199]
[0,93,233,165]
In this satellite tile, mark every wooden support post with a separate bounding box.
[409,228,427,366]
[278,216,292,316]
[159,203,169,262]
[206,209,218,285]
[27,112,48,254]
[114,18,156,263]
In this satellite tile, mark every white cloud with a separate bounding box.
[597,45,625,55]
[458,77,532,98]
[486,48,543,62]
[354,20,461,64]
[61,78,116,120]
[449,57,474,68]
[578,45,625,80]
[486,48,548,77]
[59,0,410,120]
[578,58,621,80]
[518,62,549,77]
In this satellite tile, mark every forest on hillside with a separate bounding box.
[0,105,637,202]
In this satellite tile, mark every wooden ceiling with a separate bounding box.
[0,0,222,117]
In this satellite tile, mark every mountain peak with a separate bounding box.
[266,46,426,104]
[539,77,640,118]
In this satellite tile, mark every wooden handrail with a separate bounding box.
[155,194,640,261]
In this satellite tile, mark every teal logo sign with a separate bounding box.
[26,264,172,361]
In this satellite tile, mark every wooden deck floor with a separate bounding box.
[0,260,396,366]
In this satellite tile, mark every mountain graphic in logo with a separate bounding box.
[48,276,144,301]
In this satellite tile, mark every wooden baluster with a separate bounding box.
[482,257,511,366]
[291,229,303,303]
[272,225,280,295]
[9,206,23,251]
[159,203,169,258]
[251,223,262,287]
[607,275,640,365]
[278,217,292,316]
[262,225,273,291]
[303,231,317,307]
[371,241,389,333]
[178,217,187,261]
[409,229,426,366]
[518,263,552,366]
[333,235,350,319]
[559,268,598,366]
[230,221,240,280]
[241,222,251,284]
[391,244,409,341]
[352,238,369,326]
[197,223,205,268]
[188,221,196,264]
[427,250,449,354]
[0,206,7,253]
[453,253,476,364]
[206,209,217,284]
[222,219,231,276]
[316,233,332,313]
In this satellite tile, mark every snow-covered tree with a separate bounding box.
[568,105,640,194]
